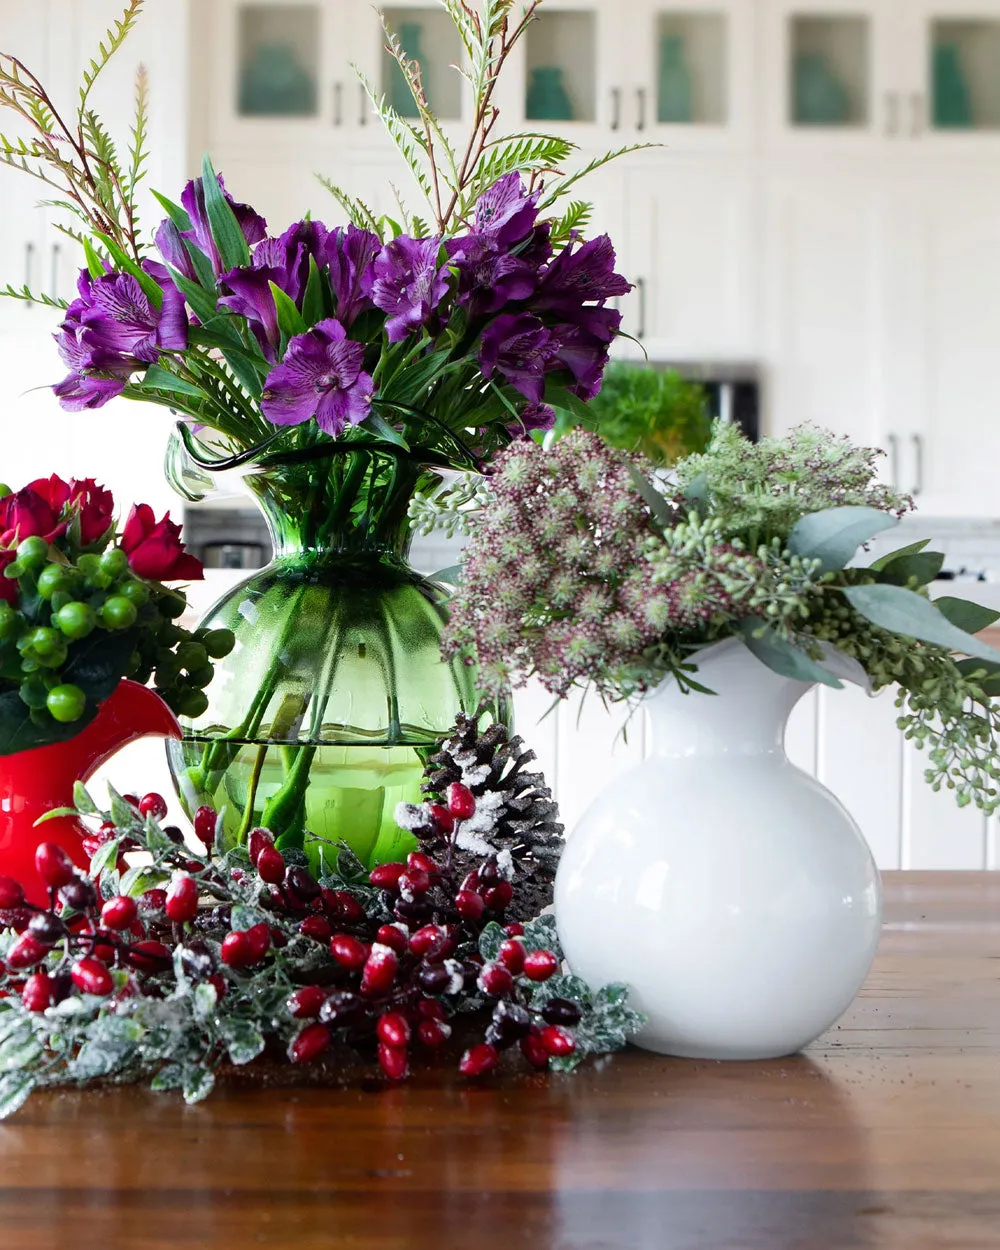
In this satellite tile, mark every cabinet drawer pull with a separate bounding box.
[24,241,34,307]
[359,82,368,126]
[610,86,621,132]
[50,242,60,294]
[636,87,647,132]
[887,431,900,486]
[636,276,647,340]
[333,82,343,127]
[909,92,924,137]
[911,433,924,496]
[885,91,900,137]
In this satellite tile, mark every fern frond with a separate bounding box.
[79,1,144,113]
[548,199,593,246]
[0,283,69,310]
[464,133,574,213]
[126,63,149,203]
[538,143,659,209]
[315,177,384,237]
[353,68,438,209]
[80,110,123,225]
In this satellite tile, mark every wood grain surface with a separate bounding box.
[1,871,998,1250]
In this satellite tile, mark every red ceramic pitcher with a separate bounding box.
[0,681,181,905]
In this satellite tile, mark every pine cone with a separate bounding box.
[420,711,564,921]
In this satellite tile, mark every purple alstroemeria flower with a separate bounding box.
[533,235,632,313]
[510,402,557,438]
[551,322,616,401]
[155,218,197,284]
[447,236,538,318]
[474,173,540,250]
[479,313,558,404]
[260,318,374,437]
[371,236,451,342]
[323,225,381,327]
[179,173,268,277]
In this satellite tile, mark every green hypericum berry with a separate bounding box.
[187,665,215,689]
[175,641,208,671]
[23,626,64,660]
[99,548,129,578]
[0,483,10,499]
[118,579,148,606]
[161,594,186,620]
[55,601,97,640]
[36,564,69,600]
[18,677,49,709]
[202,628,236,659]
[16,536,49,571]
[175,688,209,719]
[76,554,100,578]
[99,596,138,631]
[0,604,20,639]
[46,683,86,723]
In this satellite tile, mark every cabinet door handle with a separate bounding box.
[610,86,621,132]
[911,433,924,496]
[24,241,34,307]
[636,87,647,132]
[359,81,368,126]
[333,82,343,127]
[885,91,900,136]
[909,92,924,137]
[887,431,900,486]
[50,242,60,294]
[636,276,647,340]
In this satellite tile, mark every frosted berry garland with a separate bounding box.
[0,720,642,1117]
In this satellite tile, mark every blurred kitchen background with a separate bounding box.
[2,0,1000,868]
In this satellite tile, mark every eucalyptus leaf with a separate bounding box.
[842,584,1000,662]
[875,550,945,588]
[932,596,1000,635]
[870,538,931,571]
[787,506,898,574]
[740,621,844,689]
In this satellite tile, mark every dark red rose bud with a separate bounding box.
[35,842,75,889]
[417,1017,452,1048]
[289,1022,331,1064]
[329,934,368,971]
[321,888,365,923]
[247,828,273,866]
[376,1012,411,1048]
[126,940,172,973]
[22,970,54,1013]
[138,792,168,821]
[287,985,328,1020]
[523,949,559,982]
[245,922,271,962]
[520,1031,550,1069]
[426,803,454,834]
[408,924,449,960]
[446,782,476,820]
[220,931,254,969]
[256,846,285,885]
[478,963,514,997]
[375,924,408,955]
[361,944,399,997]
[6,933,46,969]
[540,1025,576,1057]
[0,877,24,911]
[165,873,198,924]
[193,805,218,848]
[459,1043,499,1078]
[71,956,113,996]
[369,862,406,891]
[497,938,525,974]
[406,851,437,875]
[299,914,332,943]
[483,880,514,912]
[454,890,485,922]
[378,1042,409,1081]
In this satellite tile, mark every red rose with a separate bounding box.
[121,504,203,582]
[0,551,17,604]
[27,475,115,547]
[0,485,66,547]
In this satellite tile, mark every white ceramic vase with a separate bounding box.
[554,637,882,1060]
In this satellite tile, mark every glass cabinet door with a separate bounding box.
[916,4,1000,136]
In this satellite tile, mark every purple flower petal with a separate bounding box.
[260,318,373,435]
[372,236,450,342]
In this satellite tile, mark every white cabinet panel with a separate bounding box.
[903,742,989,868]
[554,690,645,834]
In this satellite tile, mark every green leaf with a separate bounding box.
[140,363,205,398]
[430,565,462,586]
[150,1062,185,1092]
[955,658,1000,697]
[841,584,1000,663]
[870,539,931,571]
[166,265,220,327]
[151,189,193,232]
[0,1073,34,1120]
[875,550,945,588]
[108,784,137,830]
[544,384,594,427]
[629,468,673,530]
[32,807,79,826]
[72,780,97,814]
[366,411,410,450]
[88,836,122,880]
[0,1031,42,1074]
[94,231,163,308]
[932,596,1000,635]
[0,691,98,756]
[740,622,844,689]
[82,236,107,279]
[201,154,251,272]
[182,1064,215,1105]
[681,473,710,518]
[301,255,327,326]
[269,281,308,341]
[786,506,899,574]
[478,921,505,962]
[220,1019,265,1066]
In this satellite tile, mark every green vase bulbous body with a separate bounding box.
[167,447,494,868]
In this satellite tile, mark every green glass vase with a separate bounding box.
[167,445,496,869]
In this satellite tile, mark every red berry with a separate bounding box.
[138,792,168,821]
[361,944,399,997]
[92,939,116,965]
[417,1017,452,1048]
[483,881,514,912]
[245,922,271,962]
[398,869,430,900]
[71,956,113,996]
[125,940,172,973]
[35,842,75,889]
[417,998,447,1021]
[446,781,476,820]
[520,1032,550,1069]
[165,873,199,924]
[454,890,485,922]
[478,963,514,997]
[81,836,103,862]
[329,934,368,971]
[375,924,407,955]
[99,894,136,932]
[504,922,525,937]
[377,1042,409,1081]
[369,862,405,891]
[407,851,437,875]
[247,827,273,866]
[22,971,54,1012]
[408,924,448,960]
[220,931,254,969]
[299,914,332,943]
[540,1025,576,1058]
[497,938,525,974]
[256,845,285,885]
[6,933,46,970]
[376,1012,411,1048]
[321,889,365,923]
[459,1042,499,1078]
[193,805,218,847]
[523,949,559,982]
[122,794,140,810]
[289,1022,331,1064]
[426,803,454,834]
[138,887,167,917]
[0,876,24,911]
[287,985,328,1020]
[208,973,227,1000]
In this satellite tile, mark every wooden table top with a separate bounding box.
[2,871,999,1250]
